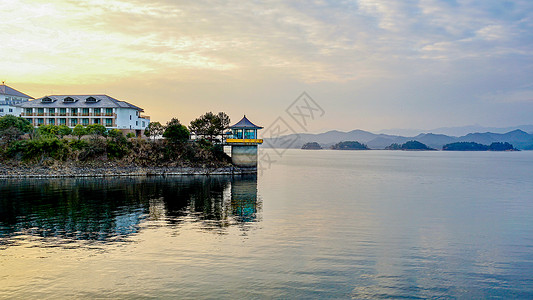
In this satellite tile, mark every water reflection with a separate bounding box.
[0,175,260,245]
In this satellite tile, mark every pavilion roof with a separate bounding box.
[229,115,263,129]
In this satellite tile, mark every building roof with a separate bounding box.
[16,95,144,111]
[229,115,263,129]
[0,84,34,99]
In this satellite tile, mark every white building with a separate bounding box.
[17,95,150,135]
[0,83,34,117]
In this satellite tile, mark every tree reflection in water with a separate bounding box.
[0,175,260,245]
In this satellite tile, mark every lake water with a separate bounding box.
[1,149,533,298]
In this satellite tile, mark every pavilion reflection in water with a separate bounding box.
[0,175,260,244]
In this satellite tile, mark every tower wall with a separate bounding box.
[231,145,258,167]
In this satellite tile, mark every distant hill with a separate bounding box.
[263,129,533,150]
[385,141,435,151]
[331,141,369,150]
[443,142,518,151]
[301,142,322,150]
[378,125,533,136]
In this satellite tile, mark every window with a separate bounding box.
[9,108,12,112]
[60,108,67,116]
[37,118,44,125]
[41,97,53,103]
[48,119,55,125]
[94,118,100,124]
[93,108,101,116]
[244,129,256,139]
[105,118,113,127]
[48,108,55,115]
[71,119,77,126]
[82,118,89,125]
[85,96,97,103]
[142,121,145,127]
[233,129,243,139]
[129,115,132,120]
[63,97,75,103]
[71,108,78,116]
[59,118,66,125]
[0,109,3,112]
[37,108,44,116]
[25,108,32,114]
[105,108,113,116]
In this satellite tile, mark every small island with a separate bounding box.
[301,142,322,150]
[331,141,369,150]
[442,142,518,151]
[385,140,435,151]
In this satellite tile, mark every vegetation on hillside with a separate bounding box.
[442,142,517,151]
[0,113,232,167]
[331,141,369,150]
[385,140,435,150]
[301,142,322,150]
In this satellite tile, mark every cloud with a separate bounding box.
[482,89,533,103]
[1,0,533,129]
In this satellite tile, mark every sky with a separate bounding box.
[1,0,533,133]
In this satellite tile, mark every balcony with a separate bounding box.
[226,138,263,145]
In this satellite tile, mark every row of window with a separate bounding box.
[0,108,14,113]
[232,129,257,139]
[25,118,146,128]
[2,97,26,102]
[41,96,100,103]
[25,108,114,114]
[28,118,114,126]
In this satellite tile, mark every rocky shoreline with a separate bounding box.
[0,164,257,178]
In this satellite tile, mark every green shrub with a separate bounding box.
[9,138,71,161]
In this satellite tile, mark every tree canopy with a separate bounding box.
[331,141,369,150]
[0,115,33,144]
[163,118,190,143]
[188,112,230,142]
[145,121,164,141]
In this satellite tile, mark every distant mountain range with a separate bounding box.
[377,125,533,137]
[263,129,533,150]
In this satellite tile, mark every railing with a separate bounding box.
[226,138,263,144]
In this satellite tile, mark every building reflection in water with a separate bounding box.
[0,175,260,245]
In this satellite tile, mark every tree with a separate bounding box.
[86,124,107,137]
[73,124,87,140]
[0,115,33,145]
[163,118,190,143]
[188,112,230,142]
[57,125,72,138]
[37,125,59,138]
[145,121,164,141]
[107,129,124,140]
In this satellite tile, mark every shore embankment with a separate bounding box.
[0,163,256,178]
